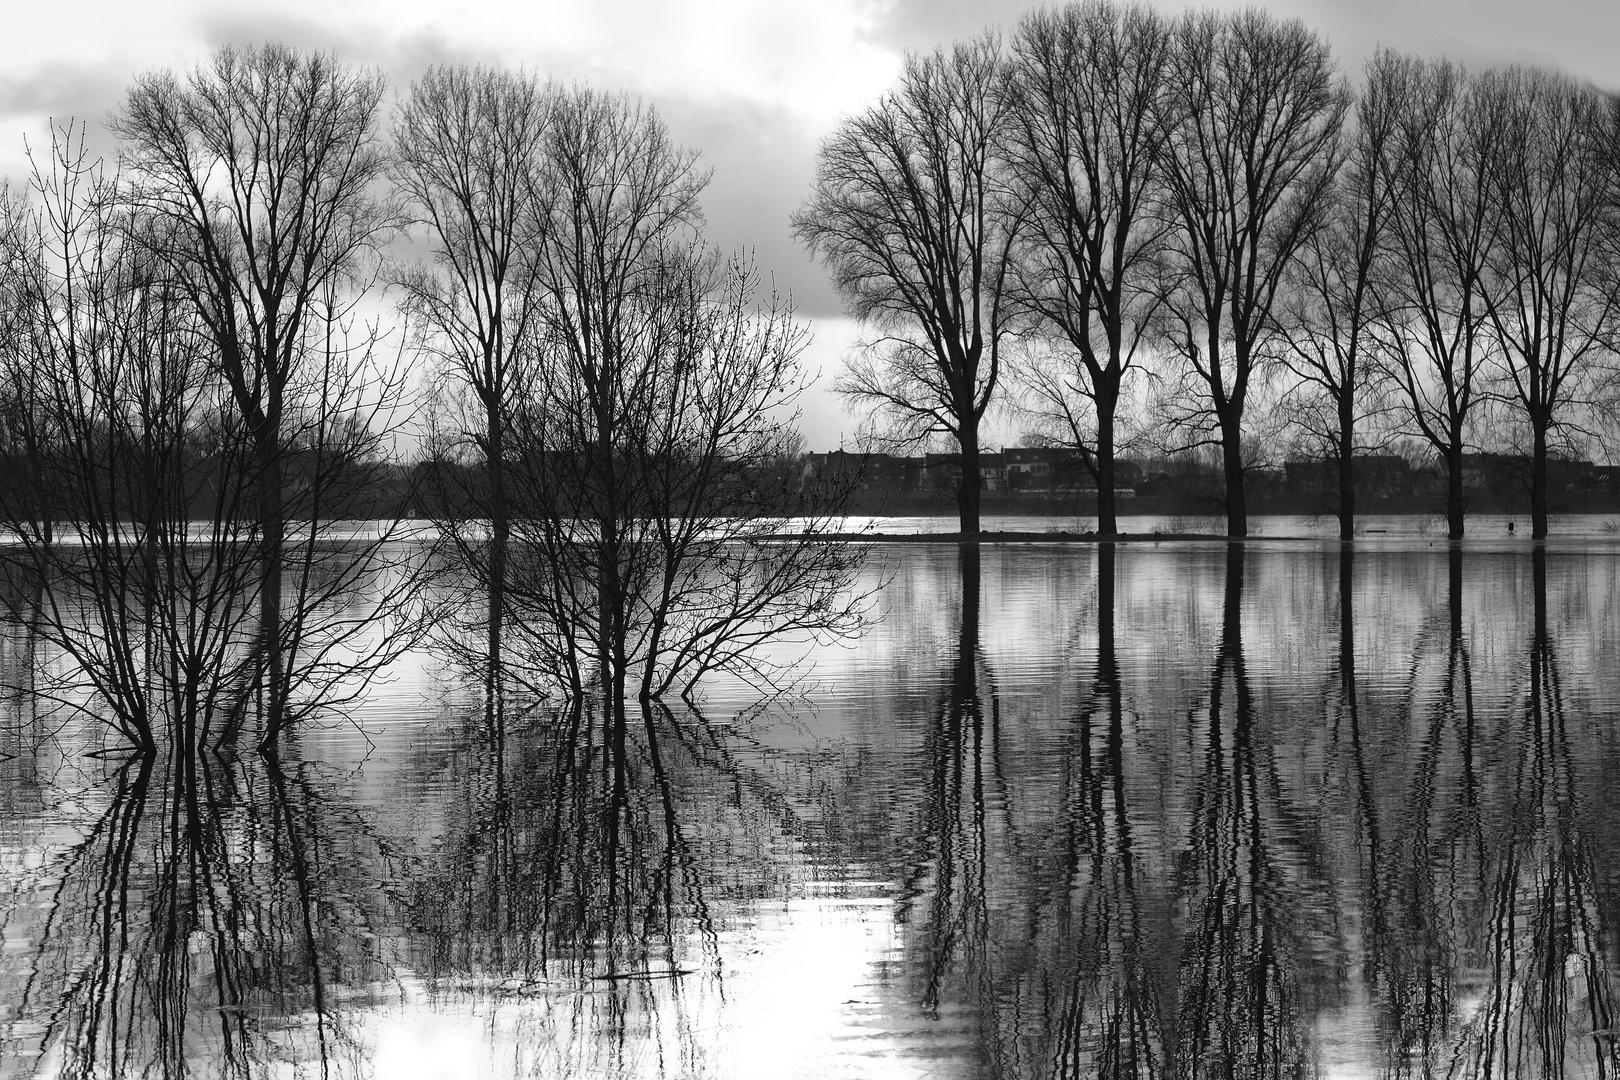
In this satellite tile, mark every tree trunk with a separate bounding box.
[1445,443,1465,540]
[1337,392,1355,541]
[1220,411,1247,538]
[259,444,286,748]
[487,406,507,680]
[1338,544,1354,693]
[1448,542,1462,641]
[1096,384,1119,537]
[957,420,982,538]
[1531,421,1549,539]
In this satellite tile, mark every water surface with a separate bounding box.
[4,535,1620,1078]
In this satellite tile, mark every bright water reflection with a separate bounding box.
[5,537,1620,1078]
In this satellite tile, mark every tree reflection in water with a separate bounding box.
[1449,546,1620,1078]
[1373,543,1487,1073]
[1051,541,1164,1080]
[0,744,395,1078]
[1169,543,1332,1079]
[403,688,804,1078]
[6,543,1620,1079]
[884,543,1017,1073]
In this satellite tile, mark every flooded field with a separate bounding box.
[4,532,1620,1078]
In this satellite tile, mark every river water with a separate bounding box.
[4,529,1620,1078]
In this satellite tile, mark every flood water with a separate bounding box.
[5,529,1620,1078]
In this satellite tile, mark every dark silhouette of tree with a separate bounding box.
[1001,1,1173,538]
[794,36,1018,538]
[454,88,866,706]
[0,127,262,751]
[1277,52,1401,539]
[1475,68,1620,539]
[111,44,406,745]
[1377,57,1498,539]
[392,65,552,694]
[1155,9,1347,538]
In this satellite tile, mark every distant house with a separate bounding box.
[918,450,1008,491]
[1004,446,1087,491]
[980,451,1006,491]
[800,450,923,493]
[1285,454,1416,498]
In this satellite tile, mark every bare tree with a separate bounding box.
[110,44,411,746]
[1276,51,1401,538]
[0,126,259,751]
[1475,67,1620,538]
[1377,57,1499,539]
[1000,0,1172,537]
[392,65,550,684]
[1156,9,1347,537]
[490,88,863,705]
[794,35,1018,538]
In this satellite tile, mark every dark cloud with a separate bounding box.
[660,93,845,320]
[195,10,372,58]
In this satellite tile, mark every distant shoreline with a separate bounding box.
[797,530,1231,543]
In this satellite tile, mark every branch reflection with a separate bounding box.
[404,689,800,1077]
[0,745,393,1078]
[1172,543,1329,1078]
[1052,541,1164,1079]
[1449,546,1620,1078]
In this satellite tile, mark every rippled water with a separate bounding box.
[4,533,1620,1078]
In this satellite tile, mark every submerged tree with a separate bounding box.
[1155,9,1346,537]
[0,130,247,751]
[795,36,1018,538]
[1475,68,1620,539]
[1377,57,1497,539]
[1276,51,1401,538]
[429,88,863,705]
[392,65,551,685]
[1001,0,1173,538]
[108,44,414,745]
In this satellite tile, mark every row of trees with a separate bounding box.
[797,1,1620,539]
[0,47,863,752]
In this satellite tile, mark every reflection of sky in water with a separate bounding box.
[5,536,1620,1078]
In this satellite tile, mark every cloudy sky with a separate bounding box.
[3,0,1618,450]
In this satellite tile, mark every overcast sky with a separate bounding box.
[4,0,1618,450]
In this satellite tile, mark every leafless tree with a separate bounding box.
[392,65,551,684]
[1475,67,1620,538]
[1000,1,1172,537]
[794,35,1018,538]
[1276,51,1401,538]
[0,127,261,751]
[1376,57,1498,539]
[1155,9,1347,537]
[486,88,864,705]
[110,44,408,744]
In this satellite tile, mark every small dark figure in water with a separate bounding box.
[1508,521,1515,534]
